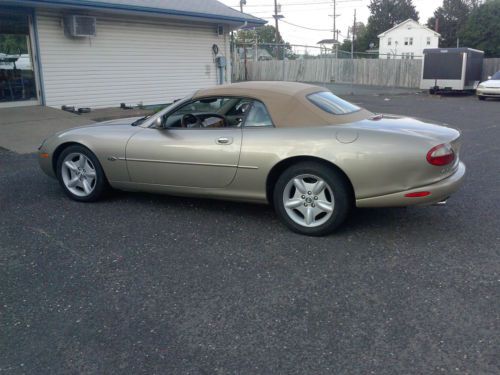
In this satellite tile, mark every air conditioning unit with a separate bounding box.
[64,15,96,37]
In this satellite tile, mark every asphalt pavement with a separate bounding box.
[1,93,499,374]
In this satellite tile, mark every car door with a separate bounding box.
[125,97,243,188]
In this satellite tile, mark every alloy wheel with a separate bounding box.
[282,174,335,228]
[61,152,97,197]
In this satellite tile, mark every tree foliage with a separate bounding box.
[235,25,284,45]
[235,25,295,59]
[426,0,472,48]
[459,0,500,57]
[359,0,419,50]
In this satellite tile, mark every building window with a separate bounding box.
[409,37,413,46]
[388,37,392,46]
[404,37,409,45]
[426,37,431,46]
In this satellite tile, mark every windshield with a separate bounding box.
[491,71,500,80]
[307,91,361,115]
[142,95,193,127]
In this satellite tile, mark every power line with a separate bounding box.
[228,0,360,7]
[280,19,332,32]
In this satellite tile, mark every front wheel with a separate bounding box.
[478,95,486,101]
[273,162,352,236]
[56,145,109,202]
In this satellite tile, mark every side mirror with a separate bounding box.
[155,117,163,128]
[488,76,492,80]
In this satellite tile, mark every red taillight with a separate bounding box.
[405,191,431,197]
[426,143,455,166]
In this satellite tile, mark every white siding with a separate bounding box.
[36,10,231,108]
[378,20,439,60]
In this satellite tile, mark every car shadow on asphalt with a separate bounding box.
[100,189,415,236]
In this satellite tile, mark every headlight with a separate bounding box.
[478,84,485,89]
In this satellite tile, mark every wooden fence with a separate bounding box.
[233,58,500,89]
[482,58,500,80]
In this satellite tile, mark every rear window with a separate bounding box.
[307,91,361,115]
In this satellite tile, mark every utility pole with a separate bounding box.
[351,9,356,59]
[274,0,279,46]
[333,0,336,42]
[273,0,284,60]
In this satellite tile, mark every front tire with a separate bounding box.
[273,162,352,236]
[56,145,108,202]
[478,95,486,101]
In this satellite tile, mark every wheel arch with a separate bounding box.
[266,156,355,205]
[52,142,98,174]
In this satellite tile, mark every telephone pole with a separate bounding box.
[351,9,356,59]
[274,0,279,44]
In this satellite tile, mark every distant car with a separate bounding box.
[477,71,500,100]
[38,82,465,236]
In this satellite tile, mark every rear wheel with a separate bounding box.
[273,162,352,236]
[56,145,108,202]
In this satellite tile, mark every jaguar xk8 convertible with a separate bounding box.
[39,82,465,236]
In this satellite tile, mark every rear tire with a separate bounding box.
[273,162,352,236]
[56,145,109,202]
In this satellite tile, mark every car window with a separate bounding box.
[244,101,274,127]
[307,91,361,115]
[162,97,249,129]
[491,72,500,80]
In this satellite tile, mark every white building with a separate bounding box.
[378,19,440,60]
[0,0,265,109]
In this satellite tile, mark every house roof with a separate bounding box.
[14,0,266,26]
[377,19,441,38]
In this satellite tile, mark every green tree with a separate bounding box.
[459,0,500,57]
[235,25,295,59]
[427,0,472,47]
[359,0,419,51]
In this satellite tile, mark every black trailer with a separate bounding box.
[420,48,484,94]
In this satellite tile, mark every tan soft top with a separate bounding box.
[194,81,371,128]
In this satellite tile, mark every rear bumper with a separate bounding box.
[356,162,466,208]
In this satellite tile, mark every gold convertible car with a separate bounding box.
[39,82,465,236]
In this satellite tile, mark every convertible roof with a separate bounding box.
[194,82,370,128]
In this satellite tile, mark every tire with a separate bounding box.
[273,162,352,236]
[429,88,436,95]
[478,95,486,101]
[56,145,109,202]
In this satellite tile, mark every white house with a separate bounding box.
[0,0,265,109]
[378,19,440,60]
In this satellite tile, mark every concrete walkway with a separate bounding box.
[0,106,156,154]
[0,106,95,154]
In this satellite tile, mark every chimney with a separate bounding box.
[435,17,439,33]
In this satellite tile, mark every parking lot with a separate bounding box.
[1,93,499,374]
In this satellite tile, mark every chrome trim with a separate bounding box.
[124,157,237,168]
[238,165,259,170]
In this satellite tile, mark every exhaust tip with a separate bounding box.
[433,199,448,206]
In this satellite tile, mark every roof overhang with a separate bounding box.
[3,0,267,27]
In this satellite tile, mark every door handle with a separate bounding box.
[216,137,233,145]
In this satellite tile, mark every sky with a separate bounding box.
[219,0,443,52]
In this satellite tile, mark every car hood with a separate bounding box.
[53,116,143,137]
[350,114,460,143]
[480,80,500,88]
